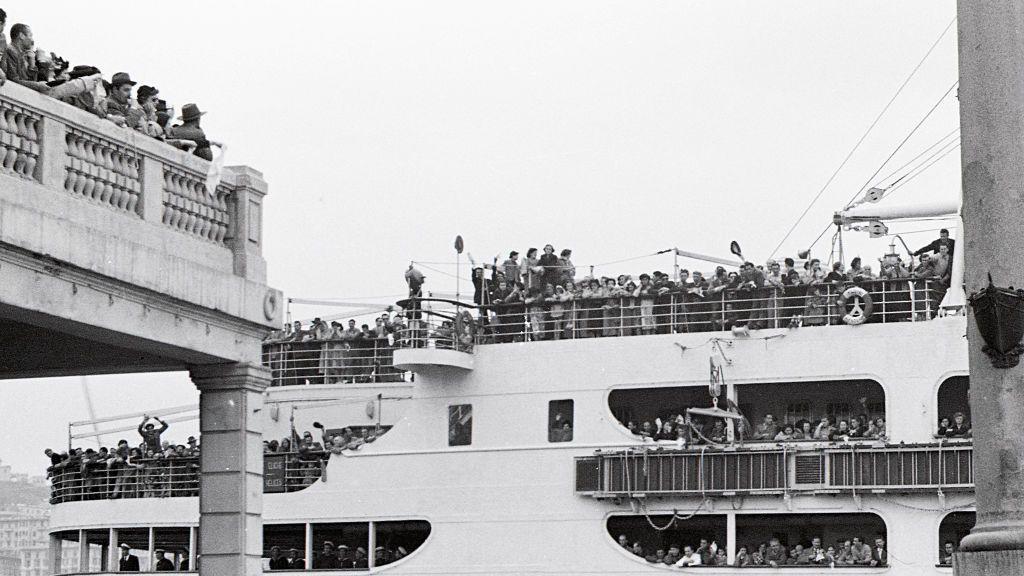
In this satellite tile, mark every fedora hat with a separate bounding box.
[111,72,136,87]
[178,103,206,122]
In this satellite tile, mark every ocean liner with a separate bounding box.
[44,196,974,575]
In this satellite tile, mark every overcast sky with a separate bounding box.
[0,0,960,475]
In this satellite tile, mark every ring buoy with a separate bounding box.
[838,286,873,325]
[263,291,278,321]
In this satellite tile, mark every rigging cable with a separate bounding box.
[883,140,962,201]
[871,126,959,189]
[842,80,959,208]
[767,15,957,259]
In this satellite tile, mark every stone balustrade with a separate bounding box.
[162,167,230,243]
[0,81,268,285]
[0,97,41,181]
[64,128,142,215]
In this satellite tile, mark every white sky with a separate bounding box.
[0,0,961,474]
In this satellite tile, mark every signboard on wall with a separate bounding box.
[264,455,286,493]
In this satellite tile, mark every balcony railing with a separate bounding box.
[262,340,411,386]
[49,452,324,504]
[575,441,972,498]
[402,278,948,347]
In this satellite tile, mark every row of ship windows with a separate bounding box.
[446,377,970,446]
[609,511,973,567]
[52,521,429,573]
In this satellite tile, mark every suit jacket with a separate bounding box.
[119,554,140,571]
[872,547,888,566]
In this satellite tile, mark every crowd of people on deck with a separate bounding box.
[263,314,409,384]
[45,416,200,501]
[623,397,888,445]
[0,9,218,160]
[620,534,889,567]
[404,232,956,343]
[271,540,411,570]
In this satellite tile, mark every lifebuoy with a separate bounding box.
[838,286,873,325]
[263,291,278,321]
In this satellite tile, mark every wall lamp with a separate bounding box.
[969,276,1024,368]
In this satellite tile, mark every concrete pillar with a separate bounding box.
[956,0,1024,572]
[108,528,119,572]
[48,534,62,575]
[726,513,736,564]
[78,529,88,572]
[191,362,270,576]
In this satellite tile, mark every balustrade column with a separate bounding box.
[190,362,270,576]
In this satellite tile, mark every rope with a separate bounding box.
[842,79,959,209]
[882,141,961,201]
[872,127,959,189]
[638,497,709,531]
[767,15,957,259]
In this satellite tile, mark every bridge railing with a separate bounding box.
[0,81,267,281]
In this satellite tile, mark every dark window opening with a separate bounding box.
[264,524,306,571]
[153,527,191,571]
[549,399,574,442]
[610,380,885,443]
[736,513,887,567]
[448,404,472,446]
[607,514,727,565]
[374,520,431,566]
[938,512,974,565]
[937,376,971,438]
[311,522,369,569]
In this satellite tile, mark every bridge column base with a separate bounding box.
[191,363,270,576]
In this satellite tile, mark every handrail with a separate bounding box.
[395,278,948,347]
[48,452,325,504]
[577,441,973,496]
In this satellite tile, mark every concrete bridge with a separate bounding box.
[0,81,280,575]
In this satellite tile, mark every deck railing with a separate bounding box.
[399,278,948,347]
[49,452,324,504]
[262,340,411,386]
[576,441,972,497]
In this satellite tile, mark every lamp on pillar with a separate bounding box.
[968,276,1024,368]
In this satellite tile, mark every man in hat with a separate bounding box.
[137,415,169,453]
[101,72,144,129]
[118,543,140,572]
[352,546,369,569]
[286,548,304,569]
[167,103,219,161]
[185,436,199,456]
[267,546,288,570]
[154,549,174,571]
[313,541,337,569]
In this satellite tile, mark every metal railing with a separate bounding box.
[400,279,948,346]
[262,340,411,386]
[576,441,973,497]
[828,442,973,490]
[49,453,325,504]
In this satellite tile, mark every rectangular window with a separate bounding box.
[785,401,810,425]
[448,404,472,446]
[548,399,574,442]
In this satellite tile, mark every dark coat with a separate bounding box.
[118,554,140,571]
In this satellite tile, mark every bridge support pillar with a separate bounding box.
[957,0,1024,573]
[191,363,270,576]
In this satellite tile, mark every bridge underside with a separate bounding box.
[0,308,200,379]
